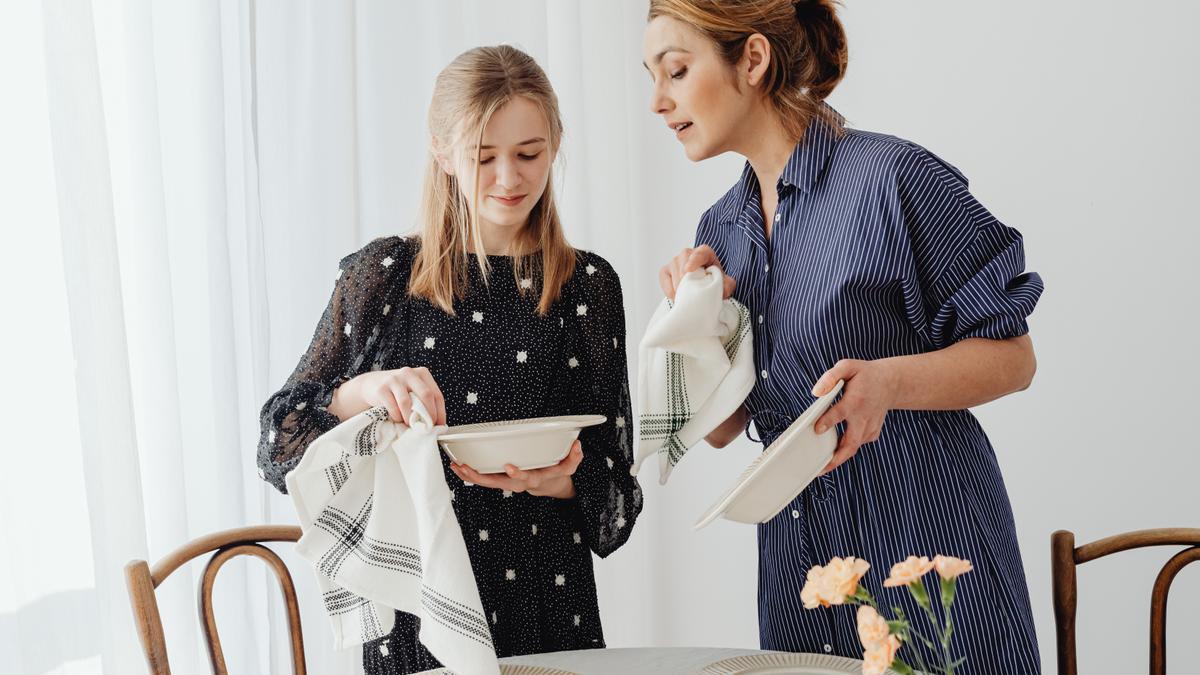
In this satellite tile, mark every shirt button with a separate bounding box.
[764,263,770,273]
[774,212,781,222]
[761,369,769,379]
[823,644,832,653]
[791,509,800,519]
[757,315,764,324]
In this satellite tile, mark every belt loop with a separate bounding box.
[743,415,761,444]
[811,474,836,503]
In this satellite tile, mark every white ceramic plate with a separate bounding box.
[694,380,844,529]
[438,415,606,474]
[701,652,898,674]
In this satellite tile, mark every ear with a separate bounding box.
[430,136,455,176]
[740,33,772,88]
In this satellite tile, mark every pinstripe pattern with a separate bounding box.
[694,110,1043,673]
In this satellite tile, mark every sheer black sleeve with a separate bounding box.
[256,236,410,493]
[559,252,642,557]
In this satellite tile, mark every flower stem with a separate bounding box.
[892,606,937,674]
[939,577,958,675]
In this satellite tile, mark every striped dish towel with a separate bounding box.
[286,400,499,675]
[632,267,755,484]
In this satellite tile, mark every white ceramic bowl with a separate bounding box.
[437,415,607,474]
[694,380,844,529]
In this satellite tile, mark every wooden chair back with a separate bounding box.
[1051,527,1200,674]
[124,525,305,674]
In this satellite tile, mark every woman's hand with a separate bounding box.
[330,366,448,426]
[705,404,748,449]
[451,441,583,499]
[659,245,736,300]
[811,359,900,475]
[810,337,1038,474]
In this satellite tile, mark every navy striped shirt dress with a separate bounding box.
[694,109,1043,673]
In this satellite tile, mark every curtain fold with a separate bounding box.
[40,2,149,673]
[19,2,718,673]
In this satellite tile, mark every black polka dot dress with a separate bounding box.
[257,236,643,674]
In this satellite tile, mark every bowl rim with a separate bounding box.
[693,380,843,529]
[437,414,607,443]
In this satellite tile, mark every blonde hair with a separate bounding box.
[648,0,848,142]
[409,45,575,316]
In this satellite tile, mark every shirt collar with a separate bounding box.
[717,104,845,224]
[780,105,843,193]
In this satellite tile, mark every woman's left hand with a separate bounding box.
[451,440,583,499]
[811,359,900,475]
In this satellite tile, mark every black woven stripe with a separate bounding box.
[420,586,493,648]
[314,504,422,578]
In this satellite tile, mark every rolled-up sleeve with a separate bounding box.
[894,146,1044,350]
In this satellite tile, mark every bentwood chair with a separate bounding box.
[124,525,305,674]
[1051,527,1200,674]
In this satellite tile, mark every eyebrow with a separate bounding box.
[642,46,690,70]
[477,137,547,150]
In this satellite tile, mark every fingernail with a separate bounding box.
[815,424,825,434]
[811,385,821,396]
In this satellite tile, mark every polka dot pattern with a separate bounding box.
[258,236,642,673]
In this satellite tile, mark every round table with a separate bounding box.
[497,647,868,674]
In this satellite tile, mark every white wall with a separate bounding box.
[610,2,1200,673]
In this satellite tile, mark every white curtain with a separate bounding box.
[8,1,750,673]
[17,0,282,672]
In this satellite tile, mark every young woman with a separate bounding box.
[258,45,642,674]
[644,1,1042,671]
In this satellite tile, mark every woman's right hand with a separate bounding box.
[330,367,448,426]
[659,245,736,300]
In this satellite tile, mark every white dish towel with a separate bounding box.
[632,267,755,484]
[286,400,499,675]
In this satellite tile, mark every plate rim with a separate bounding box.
[700,650,896,674]
[412,667,576,675]
[437,414,607,442]
[500,666,578,675]
[694,380,844,529]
